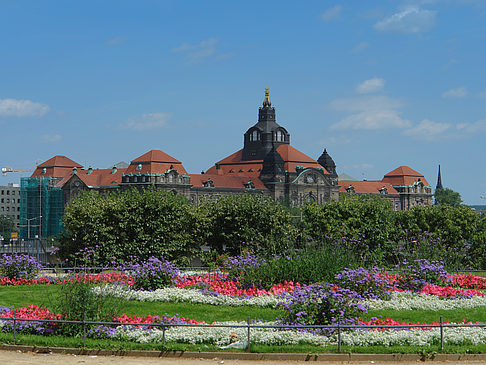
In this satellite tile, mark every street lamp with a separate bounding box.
[24,216,42,240]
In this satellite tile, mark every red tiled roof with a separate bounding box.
[57,168,127,188]
[190,174,267,190]
[339,180,399,195]
[31,155,83,178]
[382,166,430,186]
[126,149,187,175]
[131,150,181,164]
[205,145,327,176]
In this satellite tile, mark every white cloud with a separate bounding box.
[351,42,369,54]
[456,118,486,133]
[441,87,468,99]
[172,38,218,64]
[403,119,452,140]
[374,7,437,34]
[323,136,353,145]
[0,98,50,117]
[41,134,62,143]
[320,5,342,21]
[330,96,411,130]
[120,112,171,131]
[356,77,386,94]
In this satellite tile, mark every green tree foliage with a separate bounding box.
[59,189,197,265]
[395,204,486,269]
[198,194,299,257]
[301,194,396,261]
[434,187,463,207]
[0,215,16,240]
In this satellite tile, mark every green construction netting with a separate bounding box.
[20,177,64,239]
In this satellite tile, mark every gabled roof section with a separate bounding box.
[57,168,127,188]
[37,155,83,168]
[31,155,83,178]
[382,165,430,186]
[126,149,187,175]
[131,150,181,164]
[339,180,399,195]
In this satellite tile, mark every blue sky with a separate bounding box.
[1,0,485,204]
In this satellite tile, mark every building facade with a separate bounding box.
[20,87,433,237]
[0,183,21,230]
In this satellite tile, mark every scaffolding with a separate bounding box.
[20,177,64,239]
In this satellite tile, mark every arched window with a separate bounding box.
[249,130,259,141]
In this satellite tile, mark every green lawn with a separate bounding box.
[0,284,283,322]
[2,283,486,354]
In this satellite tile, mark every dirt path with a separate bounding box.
[2,350,486,365]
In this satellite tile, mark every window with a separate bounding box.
[276,130,284,142]
[249,130,259,141]
[1,190,3,195]
[6,191,9,195]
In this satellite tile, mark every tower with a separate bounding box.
[242,86,290,161]
[436,165,443,190]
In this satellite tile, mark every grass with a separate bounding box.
[366,307,486,324]
[2,283,486,354]
[0,284,284,322]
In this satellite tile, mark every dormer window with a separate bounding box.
[379,187,388,195]
[244,180,255,189]
[136,164,142,171]
[276,130,284,142]
[346,185,355,193]
[203,178,214,188]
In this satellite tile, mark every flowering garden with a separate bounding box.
[2,251,486,354]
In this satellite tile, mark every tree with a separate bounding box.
[0,215,16,240]
[59,189,198,266]
[197,193,299,257]
[301,194,396,262]
[434,188,463,207]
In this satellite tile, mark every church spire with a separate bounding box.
[263,86,271,107]
[436,165,443,190]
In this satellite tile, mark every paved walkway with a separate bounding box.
[3,350,486,365]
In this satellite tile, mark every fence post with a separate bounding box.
[162,324,166,346]
[83,311,87,347]
[13,309,16,344]
[337,319,341,353]
[440,316,444,352]
[247,317,251,352]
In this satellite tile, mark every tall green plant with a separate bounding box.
[59,189,198,266]
[198,194,299,257]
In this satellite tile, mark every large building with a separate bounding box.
[0,183,21,231]
[20,87,433,237]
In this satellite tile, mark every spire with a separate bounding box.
[436,165,443,190]
[263,86,271,107]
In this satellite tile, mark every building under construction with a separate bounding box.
[19,156,77,239]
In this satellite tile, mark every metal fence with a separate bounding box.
[1,314,486,352]
[0,239,54,266]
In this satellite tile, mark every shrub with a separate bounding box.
[224,247,359,290]
[395,259,450,291]
[0,253,41,279]
[60,189,197,266]
[277,282,367,333]
[334,267,392,300]
[198,194,299,257]
[126,256,179,291]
